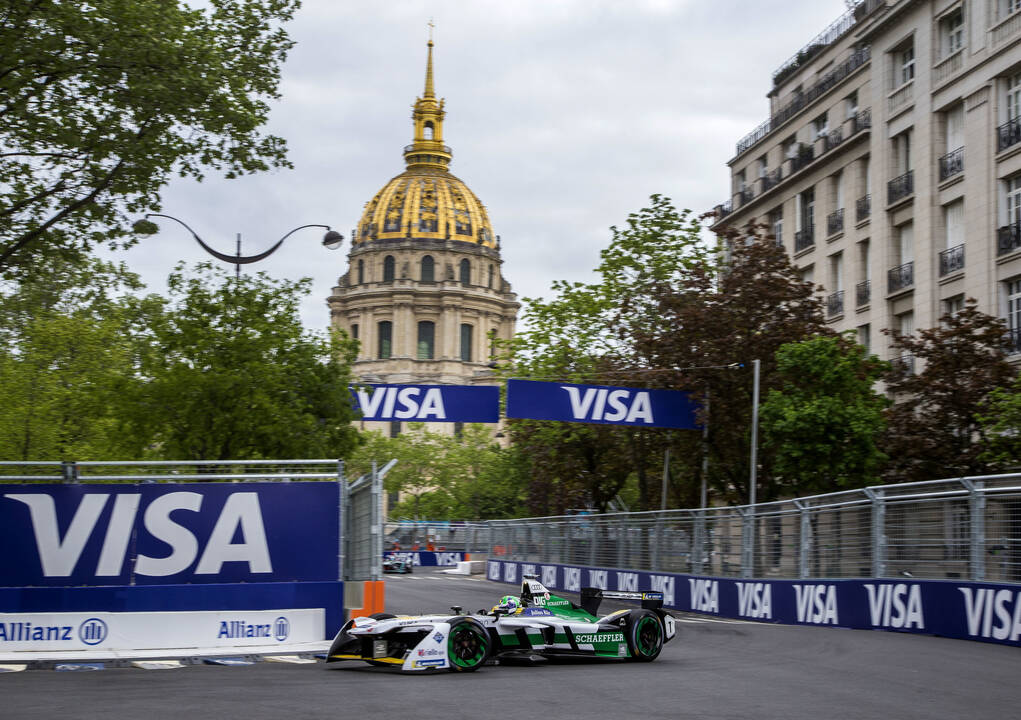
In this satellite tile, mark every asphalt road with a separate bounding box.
[3,569,1020,720]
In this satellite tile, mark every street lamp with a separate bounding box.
[135,213,344,277]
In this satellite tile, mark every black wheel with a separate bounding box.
[446,618,490,672]
[626,610,663,662]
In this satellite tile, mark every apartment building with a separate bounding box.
[711,0,1021,365]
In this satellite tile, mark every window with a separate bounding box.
[417,321,435,360]
[420,255,434,282]
[845,91,859,119]
[736,169,746,192]
[813,113,828,139]
[1007,73,1021,123]
[488,264,494,288]
[783,135,798,158]
[858,324,871,352]
[860,240,871,282]
[770,207,783,245]
[944,200,964,249]
[459,259,471,285]
[1003,175,1021,227]
[897,222,914,264]
[942,295,965,321]
[898,43,915,85]
[893,130,912,174]
[1003,0,1021,19]
[377,321,392,359]
[1006,278,1021,347]
[798,188,815,231]
[898,310,915,337]
[357,259,364,284]
[830,252,844,292]
[833,171,844,210]
[460,324,473,362]
[757,155,768,178]
[940,8,964,57]
[945,104,964,153]
[350,323,359,340]
[423,121,434,140]
[800,264,814,284]
[382,255,395,282]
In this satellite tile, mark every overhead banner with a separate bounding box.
[0,482,340,587]
[351,384,499,423]
[505,379,700,430]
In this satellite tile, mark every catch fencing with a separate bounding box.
[476,473,1021,584]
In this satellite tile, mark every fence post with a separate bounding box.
[964,479,986,581]
[740,508,754,579]
[60,460,78,484]
[865,488,886,578]
[795,500,811,578]
[589,520,597,567]
[337,460,346,582]
[371,461,382,582]
[693,510,705,575]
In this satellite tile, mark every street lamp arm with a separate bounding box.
[145,214,334,265]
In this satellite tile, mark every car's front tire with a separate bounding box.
[446,618,489,672]
[626,609,664,662]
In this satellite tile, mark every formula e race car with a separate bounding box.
[382,556,413,574]
[326,574,676,672]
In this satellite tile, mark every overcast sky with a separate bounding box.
[110,0,850,332]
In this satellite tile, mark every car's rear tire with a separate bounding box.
[446,618,489,672]
[626,610,664,662]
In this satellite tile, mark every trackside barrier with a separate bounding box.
[382,551,467,567]
[484,559,1021,648]
[0,460,372,657]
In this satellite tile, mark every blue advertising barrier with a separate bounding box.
[351,384,499,423]
[506,379,700,430]
[0,483,345,637]
[383,551,465,567]
[484,559,1021,648]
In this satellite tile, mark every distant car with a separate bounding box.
[326,574,675,672]
[382,556,413,574]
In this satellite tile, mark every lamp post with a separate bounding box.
[139,213,344,277]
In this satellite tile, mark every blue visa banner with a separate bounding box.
[383,551,465,567]
[0,482,340,587]
[351,384,499,423]
[484,559,1021,648]
[505,379,700,429]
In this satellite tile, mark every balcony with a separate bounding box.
[794,225,816,252]
[762,167,783,192]
[998,117,1021,152]
[827,208,845,236]
[789,144,815,173]
[887,170,914,205]
[888,81,913,116]
[933,49,964,86]
[1007,327,1021,355]
[715,200,733,219]
[855,280,871,307]
[826,290,845,318]
[856,194,871,222]
[939,244,965,276]
[890,354,915,376]
[738,187,755,206]
[888,261,914,293]
[850,107,872,135]
[939,147,964,181]
[823,127,844,152]
[998,224,1021,256]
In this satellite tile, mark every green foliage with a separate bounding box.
[0,0,298,273]
[882,299,1015,482]
[117,262,361,461]
[347,425,527,520]
[0,257,142,459]
[760,334,888,493]
[978,374,1021,468]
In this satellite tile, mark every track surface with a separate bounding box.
[3,569,1020,720]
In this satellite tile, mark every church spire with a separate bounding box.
[404,29,451,170]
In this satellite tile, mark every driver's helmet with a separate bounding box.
[493,595,520,614]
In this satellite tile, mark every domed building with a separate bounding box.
[328,38,518,404]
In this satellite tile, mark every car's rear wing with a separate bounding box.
[580,588,664,616]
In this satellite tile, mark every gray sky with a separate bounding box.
[111,0,850,332]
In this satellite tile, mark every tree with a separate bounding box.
[0,0,298,274]
[882,299,1015,482]
[760,334,888,494]
[978,374,1021,469]
[632,225,833,504]
[0,256,141,459]
[118,262,361,460]
[502,196,709,513]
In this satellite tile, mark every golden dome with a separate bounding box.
[353,38,497,249]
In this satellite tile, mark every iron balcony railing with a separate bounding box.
[851,107,872,134]
[856,194,871,221]
[939,244,965,276]
[939,147,964,181]
[715,200,733,219]
[794,225,816,252]
[762,167,783,192]
[887,170,914,205]
[890,354,915,376]
[736,118,773,156]
[855,279,871,306]
[888,261,914,293]
[827,208,845,235]
[997,116,1021,152]
[823,127,844,152]
[738,187,755,206]
[1007,327,1021,355]
[790,144,815,173]
[997,224,1021,256]
[826,290,845,317]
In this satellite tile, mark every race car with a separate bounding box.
[326,574,676,672]
[382,556,413,574]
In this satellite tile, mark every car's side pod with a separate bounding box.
[580,588,666,617]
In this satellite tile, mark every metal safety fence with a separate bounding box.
[479,473,1021,583]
